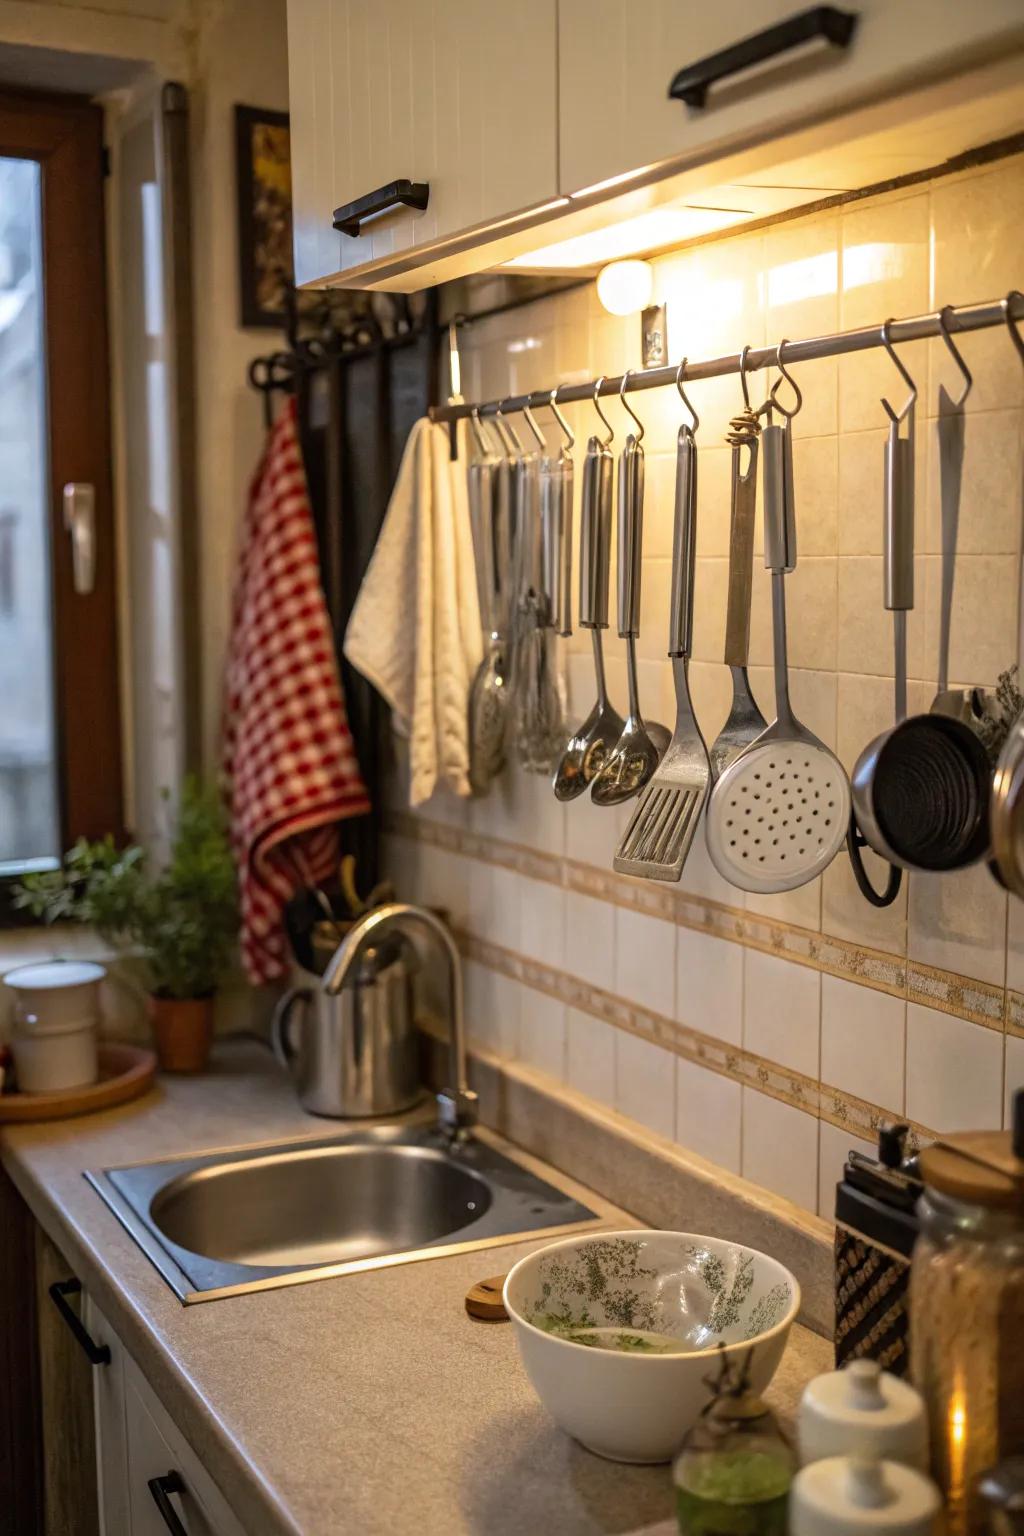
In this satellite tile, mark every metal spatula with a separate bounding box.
[614,424,709,879]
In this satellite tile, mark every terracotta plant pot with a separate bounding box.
[148,993,214,1073]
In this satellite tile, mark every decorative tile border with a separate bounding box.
[387,810,1006,1032]
[1008,990,1024,1039]
[456,928,939,1146]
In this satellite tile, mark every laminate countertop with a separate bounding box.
[1,1041,831,1536]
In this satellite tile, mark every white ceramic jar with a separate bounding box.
[4,960,104,1092]
[799,1360,929,1471]
[791,1456,941,1536]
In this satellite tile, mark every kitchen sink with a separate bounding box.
[87,1124,600,1303]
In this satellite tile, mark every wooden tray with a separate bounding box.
[0,1043,157,1123]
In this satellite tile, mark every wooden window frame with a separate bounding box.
[0,89,124,891]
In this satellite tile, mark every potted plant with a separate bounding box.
[13,780,239,1073]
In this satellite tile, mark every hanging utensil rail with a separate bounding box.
[428,295,1024,426]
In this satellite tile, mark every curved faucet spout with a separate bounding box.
[322,902,477,1140]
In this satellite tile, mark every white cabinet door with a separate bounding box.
[289,0,559,286]
[557,0,1024,195]
[83,1293,131,1536]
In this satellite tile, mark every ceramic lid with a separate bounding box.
[792,1456,941,1536]
[802,1360,924,1430]
[4,960,106,991]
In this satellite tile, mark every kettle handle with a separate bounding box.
[271,988,312,1070]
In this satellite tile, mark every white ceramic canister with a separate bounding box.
[799,1360,929,1471]
[4,961,104,1093]
[4,960,106,1030]
[11,1015,98,1092]
[791,1456,941,1536]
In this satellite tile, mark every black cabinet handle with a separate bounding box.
[148,1472,188,1535]
[669,7,858,109]
[48,1278,111,1366]
[333,179,429,237]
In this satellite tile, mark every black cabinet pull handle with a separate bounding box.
[148,1472,188,1535]
[669,6,858,110]
[333,178,429,237]
[48,1278,111,1366]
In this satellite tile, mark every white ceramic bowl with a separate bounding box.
[504,1229,800,1464]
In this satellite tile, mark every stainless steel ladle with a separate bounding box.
[591,373,670,806]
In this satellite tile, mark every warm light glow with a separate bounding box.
[843,241,919,292]
[596,260,653,316]
[947,1386,968,1524]
[504,206,751,271]
[766,251,838,307]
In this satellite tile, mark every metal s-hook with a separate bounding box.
[675,358,699,434]
[1003,290,1024,369]
[591,376,615,446]
[880,318,917,425]
[469,405,495,458]
[769,338,803,418]
[937,305,972,408]
[738,344,755,413]
[521,399,547,452]
[619,369,645,443]
[494,397,525,456]
[548,387,575,453]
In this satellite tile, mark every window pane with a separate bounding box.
[0,156,59,873]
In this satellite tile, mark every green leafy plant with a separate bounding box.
[13,780,238,1000]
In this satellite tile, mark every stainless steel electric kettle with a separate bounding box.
[272,928,421,1118]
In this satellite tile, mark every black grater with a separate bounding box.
[834,1123,922,1378]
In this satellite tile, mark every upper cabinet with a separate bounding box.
[556,0,1024,195]
[287,0,1024,292]
[288,0,559,289]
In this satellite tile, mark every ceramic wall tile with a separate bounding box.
[746,666,838,753]
[906,1001,1004,1132]
[930,159,1024,415]
[676,928,743,1047]
[746,876,822,936]
[519,991,567,1083]
[676,806,738,906]
[741,1087,819,1211]
[615,1029,677,1140]
[839,193,931,434]
[695,445,734,559]
[821,974,905,1114]
[637,555,674,661]
[566,1005,615,1108]
[468,860,522,951]
[564,890,616,994]
[1006,1035,1024,1127]
[922,551,1017,689]
[908,864,1008,989]
[614,907,676,1019]
[837,423,928,558]
[519,876,566,973]
[836,556,928,680]
[691,557,729,666]
[642,452,678,561]
[922,408,1022,557]
[764,214,840,442]
[1007,897,1024,995]
[464,961,521,1059]
[676,1059,742,1175]
[818,1121,875,1220]
[743,950,821,1078]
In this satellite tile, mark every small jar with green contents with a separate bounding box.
[673,1348,795,1536]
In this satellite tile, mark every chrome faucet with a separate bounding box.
[322,902,478,1140]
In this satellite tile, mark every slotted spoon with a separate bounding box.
[615,417,709,879]
[706,415,851,893]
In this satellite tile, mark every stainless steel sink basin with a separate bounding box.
[87,1125,599,1303]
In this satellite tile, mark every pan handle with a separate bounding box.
[846,814,902,908]
[578,440,612,629]
[617,436,644,639]
[668,426,698,658]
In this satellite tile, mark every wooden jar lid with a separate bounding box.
[920,1131,1024,1211]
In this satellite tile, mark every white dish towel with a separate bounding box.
[344,417,482,806]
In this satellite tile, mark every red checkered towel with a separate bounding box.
[222,397,370,984]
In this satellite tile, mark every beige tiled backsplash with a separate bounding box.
[385,151,1024,1222]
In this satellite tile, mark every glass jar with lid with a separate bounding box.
[909,1090,1024,1536]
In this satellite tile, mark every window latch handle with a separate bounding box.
[62,482,96,595]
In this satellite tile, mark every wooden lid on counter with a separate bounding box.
[919,1130,1024,1211]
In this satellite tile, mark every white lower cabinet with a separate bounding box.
[83,1294,246,1536]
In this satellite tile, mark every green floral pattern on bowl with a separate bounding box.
[521,1234,795,1352]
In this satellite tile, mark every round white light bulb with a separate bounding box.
[596,259,654,316]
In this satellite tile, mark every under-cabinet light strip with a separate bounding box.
[428,293,1023,424]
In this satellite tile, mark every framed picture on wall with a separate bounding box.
[234,104,293,328]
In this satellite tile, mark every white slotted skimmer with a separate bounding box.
[705,413,851,893]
